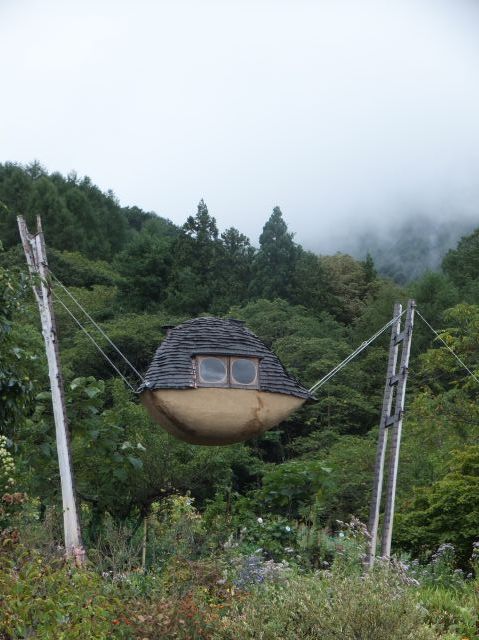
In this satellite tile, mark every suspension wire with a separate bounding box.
[309,309,407,394]
[47,268,479,396]
[415,309,479,385]
[49,270,145,382]
[51,289,139,393]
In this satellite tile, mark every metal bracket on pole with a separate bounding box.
[366,299,415,568]
[17,216,85,564]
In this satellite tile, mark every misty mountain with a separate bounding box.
[352,215,478,283]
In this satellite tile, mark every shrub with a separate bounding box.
[419,582,479,638]
[0,547,129,639]
[213,567,438,640]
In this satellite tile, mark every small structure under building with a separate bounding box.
[140,317,314,445]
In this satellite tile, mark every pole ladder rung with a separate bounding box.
[389,374,400,386]
[384,414,396,428]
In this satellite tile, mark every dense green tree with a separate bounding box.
[27,177,77,251]
[4,161,479,569]
[63,187,101,257]
[229,298,342,348]
[122,206,157,232]
[77,178,128,259]
[0,164,34,247]
[54,285,119,338]
[442,227,479,300]
[395,446,479,564]
[258,459,332,520]
[0,163,138,259]
[319,253,379,324]
[166,200,221,314]
[290,249,339,318]
[319,434,376,524]
[48,250,121,288]
[115,232,173,310]
[362,252,377,283]
[63,312,176,382]
[0,258,40,437]
[411,271,459,325]
[250,207,299,300]
[212,227,254,310]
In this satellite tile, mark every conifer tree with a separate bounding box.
[166,200,220,314]
[250,206,299,300]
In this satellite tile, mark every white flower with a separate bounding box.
[257,517,264,524]
[338,532,345,538]
[285,526,291,532]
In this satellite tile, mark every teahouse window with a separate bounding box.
[196,356,259,389]
[230,357,258,386]
[198,357,228,385]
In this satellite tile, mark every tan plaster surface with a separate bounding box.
[140,387,305,445]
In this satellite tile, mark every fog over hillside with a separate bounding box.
[308,212,478,284]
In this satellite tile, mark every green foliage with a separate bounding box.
[0,435,17,495]
[63,313,172,379]
[259,459,332,520]
[419,583,479,638]
[166,200,222,314]
[0,263,37,437]
[0,548,128,639]
[229,297,344,348]
[215,567,437,640]
[418,303,479,392]
[0,164,35,247]
[4,162,479,638]
[443,226,479,295]
[319,252,376,323]
[213,227,254,311]
[395,447,479,564]
[250,206,299,300]
[318,434,376,523]
[114,232,173,310]
[0,161,173,261]
[48,250,122,288]
[54,285,118,337]
[290,249,339,317]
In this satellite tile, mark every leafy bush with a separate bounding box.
[213,567,438,640]
[395,447,479,565]
[0,548,129,639]
[419,583,478,639]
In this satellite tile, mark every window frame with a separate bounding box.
[195,355,260,389]
[196,355,229,388]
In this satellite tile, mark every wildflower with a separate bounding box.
[257,517,263,524]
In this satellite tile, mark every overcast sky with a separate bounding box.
[1,0,479,249]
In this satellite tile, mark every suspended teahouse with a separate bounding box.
[139,317,314,445]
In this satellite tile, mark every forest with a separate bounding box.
[1,161,478,639]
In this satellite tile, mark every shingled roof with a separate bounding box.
[140,317,314,401]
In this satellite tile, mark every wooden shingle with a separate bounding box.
[140,317,314,401]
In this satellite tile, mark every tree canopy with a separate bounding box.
[2,161,479,569]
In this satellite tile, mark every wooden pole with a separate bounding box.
[381,299,415,558]
[17,216,85,564]
[366,303,402,568]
